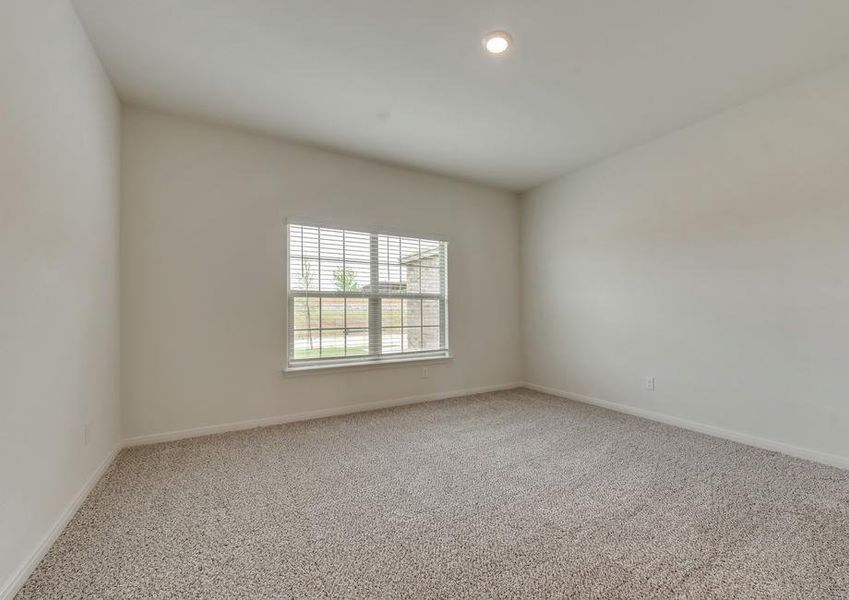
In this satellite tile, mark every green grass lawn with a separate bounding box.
[293,346,369,359]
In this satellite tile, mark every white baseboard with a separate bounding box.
[0,446,120,600]
[523,382,849,471]
[123,382,524,447]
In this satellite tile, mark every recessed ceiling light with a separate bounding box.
[482,31,512,55]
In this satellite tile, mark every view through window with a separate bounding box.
[287,223,448,369]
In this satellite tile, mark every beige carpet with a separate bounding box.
[17,389,849,599]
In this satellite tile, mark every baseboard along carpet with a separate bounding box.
[16,389,849,599]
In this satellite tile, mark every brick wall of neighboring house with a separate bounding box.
[404,252,441,350]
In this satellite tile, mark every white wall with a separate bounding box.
[522,62,849,463]
[0,0,120,595]
[121,106,521,440]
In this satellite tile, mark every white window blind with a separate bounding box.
[287,222,448,370]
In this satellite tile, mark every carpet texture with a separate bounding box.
[16,389,849,599]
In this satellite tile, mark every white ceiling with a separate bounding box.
[72,0,849,191]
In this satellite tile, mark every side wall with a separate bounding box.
[0,0,121,595]
[521,62,849,464]
[121,107,522,440]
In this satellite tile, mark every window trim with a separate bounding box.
[283,353,452,375]
[284,220,450,372]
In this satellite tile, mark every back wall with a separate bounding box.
[121,106,521,440]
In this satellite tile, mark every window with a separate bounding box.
[286,222,449,370]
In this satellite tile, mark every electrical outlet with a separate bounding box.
[644,376,656,391]
[421,367,430,379]
[84,423,91,446]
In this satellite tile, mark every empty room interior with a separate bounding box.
[3,0,849,598]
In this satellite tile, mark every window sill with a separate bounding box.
[282,353,452,375]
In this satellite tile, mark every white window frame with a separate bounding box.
[284,220,450,372]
